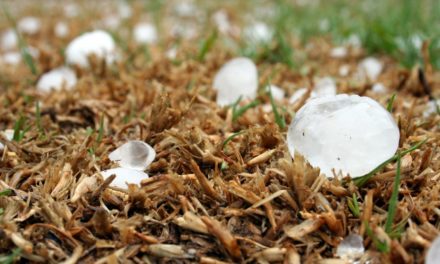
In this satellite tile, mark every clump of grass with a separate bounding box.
[12,114,28,142]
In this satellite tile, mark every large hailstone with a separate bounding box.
[287,94,399,177]
[65,30,116,68]
[36,67,77,92]
[133,22,158,44]
[108,140,156,171]
[213,57,258,106]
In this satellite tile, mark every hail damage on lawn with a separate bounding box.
[0,0,439,263]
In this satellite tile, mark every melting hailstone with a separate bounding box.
[100,167,149,189]
[109,140,156,171]
[36,67,77,92]
[358,57,383,81]
[0,129,14,150]
[287,94,399,177]
[54,22,69,38]
[336,234,364,260]
[213,57,258,106]
[426,235,440,264]
[65,30,116,68]
[134,22,158,44]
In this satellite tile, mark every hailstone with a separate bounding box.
[1,29,18,50]
[18,17,41,35]
[36,67,77,92]
[426,236,440,264]
[243,22,273,43]
[287,94,400,177]
[100,167,150,189]
[213,57,258,106]
[134,23,158,44]
[109,140,156,171]
[65,30,116,68]
[358,57,383,81]
[0,129,14,150]
[336,234,364,260]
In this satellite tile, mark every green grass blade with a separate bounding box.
[232,99,260,122]
[97,115,104,143]
[347,193,360,218]
[197,30,218,61]
[12,115,26,142]
[0,248,22,264]
[0,189,12,196]
[365,221,389,253]
[268,86,286,129]
[385,151,401,234]
[354,139,427,187]
[222,131,244,149]
[387,94,396,112]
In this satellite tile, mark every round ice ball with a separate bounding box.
[287,94,400,177]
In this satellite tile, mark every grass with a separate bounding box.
[0,3,38,76]
[365,221,389,253]
[0,248,21,264]
[385,151,401,234]
[197,30,218,61]
[347,193,360,218]
[268,85,286,129]
[12,114,27,142]
[222,131,244,149]
[231,97,260,122]
[387,94,396,112]
[353,139,427,187]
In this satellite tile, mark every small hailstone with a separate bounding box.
[339,65,350,77]
[371,83,388,94]
[314,77,337,97]
[346,34,362,48]
[109,140,156,171]
[330,46,347,58]
[166,47,177,60]
[213,57,258,106]
[0,129,14,150]
[18,17,41,35]
[426,235,440,264]
[423,99,440,118]
[1,29,18,50]
[134,23,158,44]
[117,2,132,19]
[358,57,383,81]
[54,22,69,38]
[64,3,79,17]
[289,88,309,104]
[100,167,149,189]
[243,22,273,43]
[212,10,231,34]
[102,16,121,30]
[65,30,116,68]
[266,85,285,101]
[287,94,400,177]
[174,1,196,17]
[336,234,364,260]
[1,52,21,65]
[36,67,77,92]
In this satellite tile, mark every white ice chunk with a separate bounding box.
[289,88,310,105]
[102,16,121,30]
[423,99,440,118]
[213,57,258,106]
[339,65,350,77]
[109,140,156,171]
[1,29,18,50]
[266,85,285,100]
[166,47,177,60]
[287,94,399,177]
[212,10,231,34]
[330,46,347,58]
[134,22,158,44]
[54,22,69,38]
[18,17,41,35]
[65,30,116,68]
[336,234,364,260]
[371,83,388,94]
[243,22,273,43]
[1,52,21,65]
[100,167,149,189]
[314,77,337,97]
[358,57,383,81]
[426,235,440,264]
[118,2,132,19]
[36,67,77,92]
[174,1,196,17]
[0,129,14,150]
